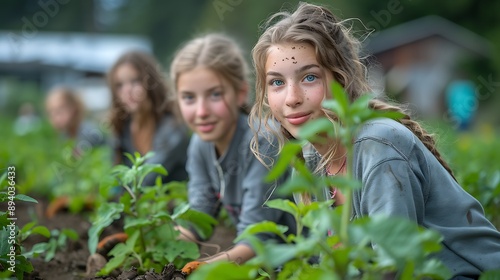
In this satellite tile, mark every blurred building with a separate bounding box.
[0,31,151,112]
[365,15,492,120]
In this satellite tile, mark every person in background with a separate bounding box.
[249,3,500,279]
[44,86,106,218]
[14,102,41,136]
[107,50,190,185]
[45,86,105,154]
[170,33,297,271]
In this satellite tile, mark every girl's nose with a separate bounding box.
[285,83,303,107]
[196,99,210,118]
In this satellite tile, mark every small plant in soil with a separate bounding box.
[0,172,49,280]
[88,152,217,276]
[47,145,113,216]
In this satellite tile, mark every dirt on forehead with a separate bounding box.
[18,196,236,280]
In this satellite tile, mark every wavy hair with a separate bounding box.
[107,51,180,136]
[249,2,455,180]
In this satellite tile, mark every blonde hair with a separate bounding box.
[170,33,250,113]
[45,86,85,138]
[250,2,456,180]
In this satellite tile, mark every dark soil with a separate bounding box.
[17,196,236,280]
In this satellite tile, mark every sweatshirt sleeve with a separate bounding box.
[186,136,220,221]
[143,118,189,186]
[236,135,291,244]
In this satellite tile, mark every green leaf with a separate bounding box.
[30,226,51,238]
[189,262,258,280]
[23,242,48,259]
[235,221,288,243]
[322,100,345,119]
[44,238,57,262]
[88,202,124,254]
[480,270,500,280]
[100,248,128,275]
[14,255,34,278]
[124,153,135,165]
[265,142,302,182]
[124,217,154,229]
[14,194,38,203]
[331,82,349,113]
[265,199,299,218]
[0,229,13,256]
[276,175,314,196]
[418,258,452,279]
[138,164,167,176]
[348,94,372,115]
[173,207,218,240]
[297,118,334,141]
[162,240,199,262]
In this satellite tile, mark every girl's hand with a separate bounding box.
[181,261,207,275]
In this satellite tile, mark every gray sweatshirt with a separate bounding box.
[301,118,500,277]
[186,113,296,244]
[116,114,190,185]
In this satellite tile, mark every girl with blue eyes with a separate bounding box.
[170,33,297,265]
[250,3,500,278]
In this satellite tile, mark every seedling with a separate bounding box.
[88,152,218,275]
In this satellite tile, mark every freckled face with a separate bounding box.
[265,43,334,138]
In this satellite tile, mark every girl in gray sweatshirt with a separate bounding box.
[170,33,297,266]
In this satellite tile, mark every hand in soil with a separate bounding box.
[181,261,206,275]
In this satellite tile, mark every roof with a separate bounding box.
[364,15,492,57]
[0,31,152,73]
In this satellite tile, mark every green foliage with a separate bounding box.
[192,83,452,279]
[0,172,43,279]
[24,228,79,262]
[432,123,500,228]
[50,143,113,213]
[89,152,217,275]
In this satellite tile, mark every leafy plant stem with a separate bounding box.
[123,184,136,202]
[340,141,354,244]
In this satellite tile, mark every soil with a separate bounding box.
[16,196,236,280]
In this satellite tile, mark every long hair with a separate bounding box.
[170,33,251,114]
[107,51,179,136]
[249,2,455,180]
[45,86,85,138]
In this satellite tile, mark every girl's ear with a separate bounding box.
[237,82,249,107]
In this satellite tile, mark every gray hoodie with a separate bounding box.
[301,118,500,277]
[186,113,296,244]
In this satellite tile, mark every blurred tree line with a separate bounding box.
[1,0,499,122]
[2,0,498,68]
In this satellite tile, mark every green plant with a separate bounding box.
[24,228,79,262]
[433,125,500,228]
[88,152,218,275]
[0,172,49,280]
[190,83,452,279]
[49,143,113,214]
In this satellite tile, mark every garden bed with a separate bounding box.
[18,196,236,280]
